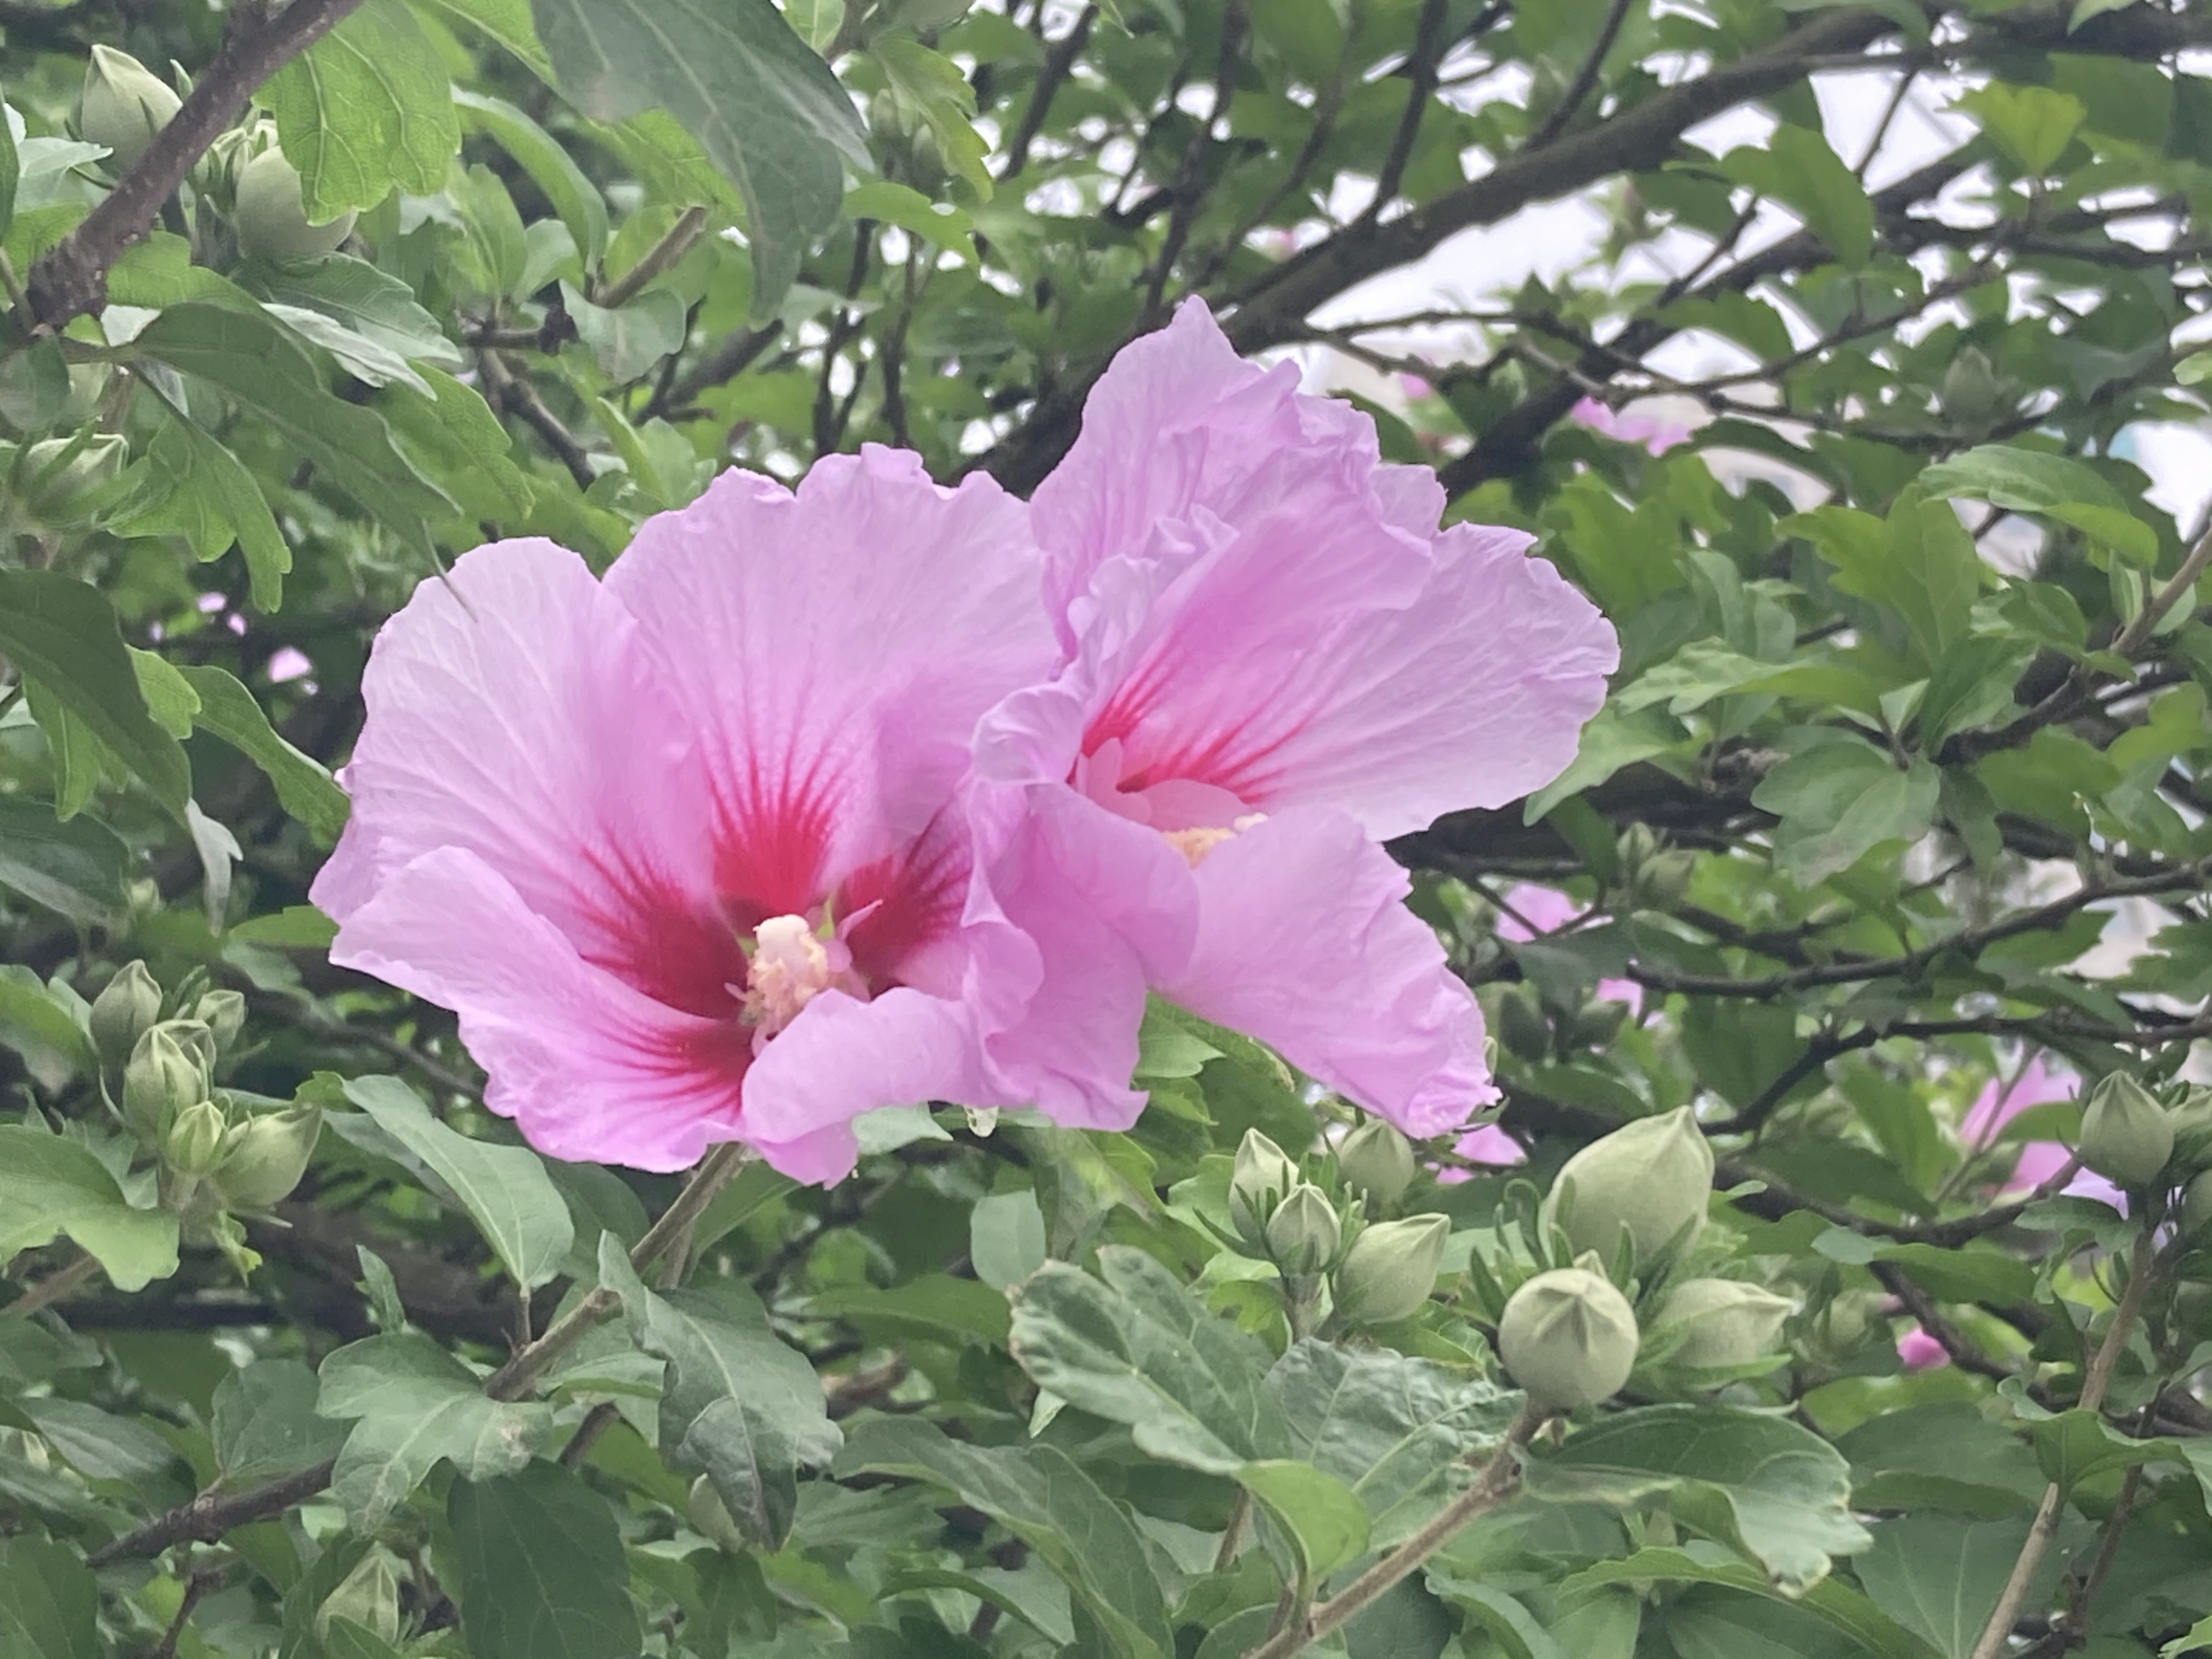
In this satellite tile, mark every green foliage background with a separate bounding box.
[2,1,2212,1656]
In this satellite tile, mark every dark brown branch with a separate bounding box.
[27,0,370,331]
[1001,4,1097,181]
[1364,0,1451,218]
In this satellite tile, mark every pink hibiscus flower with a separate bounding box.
[975,301,1618,1139]
[1895,1326,1949,1370]
[312,450,1058,1183]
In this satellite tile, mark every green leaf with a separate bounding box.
[1525,706,1680,823]
[871,37,993,199]
[561,279,687,382]
[1790,498,1981,672]
[450,1460,643,1659]
[316,1333,552,1525]
[259,253,464,371]
[1716,125,1872,268]
[133,303,453,551]
[264,0,462,217]
[0,83,18,242]
[109,405,294,611]
[345,1076,574,1289]
[454,89,610,272]
[211,1359,353,1488]
[174,664,350,844]
[0,570,191,817]
[21,678,101,820]
[1918,445,2157,568]
[1240,1458,1372,1584]
[376,366,534,522]
[0,1536,98,1659]
[1957,83,2086,174]
[1272,1340,1520,1547]
[836,1416,1174,1659]
[845,179,978,263]
[24,1397,180,1484]
[1838,1403,2051,1519]
[1520,1404,1872,1593]
[1751,738,1940,885]
[970,1189,1047,1290]
[0,964,98,1081]
[1855,1515,2033,1659]
[527,0,870,317]
[0,1123,180,1291]
[599,1234,841,1550]
[0,797,127,923]
[1564,1544,1942,1659]
[1008,1246,1292,1473]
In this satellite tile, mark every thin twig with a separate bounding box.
[1526,0,1633,150]
[8,1249,102,1316]
[592,206,707,311]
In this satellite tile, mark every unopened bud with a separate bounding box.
[89,960,162,1067]
[1655,1278,1796,1369]
[191,989,247,1053]
[1629,850,1695,910]
[1498,1267,1640,1412]
[1494,984,1550,1063]
[2077,1074,2174,1186]
[210,1104,323,1210]
[688,1474,748,1553]
[1266,1184,1340,1276]
[1616,822,1660,875]
[1549,1106,1713,1267]
[1229,1128,1298,1243]
[316,1549,403,1647]
[80,46,181,173]
[162,1098,228,1178]
[1339,1119,1416,1207]
[121,1020,212,1140]
[2181,1169,2212,1239]
[1333,1214,1449,1326]
[234,146,356,262]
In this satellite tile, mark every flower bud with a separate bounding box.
[1498,1267,1640,1413]
[121,1020,212,1140]
[687,1474,748,1553]
[2181,1169,2212,1239]
[2077,1073,2174,1186]
[1629,850,1695,911]
[162,1098,228,1178]
[1265,1183,1340,1276]
[1616,822,1660,874]
[80,46,182,173]
[233,146,356,262]
[89,960,162,1067]
[1339,1119,1416,1207]
[1229,1128,1298,1243]
[210,1104,323,1210]
[1549,1106,1713,1267]
[1654,1278,1796,1369]
[191,989,247,1054]
[1494,983,1550,1062]
[316,1549,403,1647]
[1333,1214,1449,1325]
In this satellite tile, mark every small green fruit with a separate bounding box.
[80,45,180,172]
[1339,1118,1416,1207]
[1498,1267,1640,1413]
[1549,1105,1713,1267]
[1266,1183,1340,1276]
[1333,1214,1449,1325]
[2077,1074,2174,1186]
[234,146,356,261]
[1654,1278,1796,1369]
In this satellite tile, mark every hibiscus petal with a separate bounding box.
[977,785,1197,1130]
[603,447,1053,911]
[1162,808,1494,1138]
[330,847,804,1175]
[311,539,697,962]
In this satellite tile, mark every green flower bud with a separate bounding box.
[1339,1118,1416,1207]
[80,45,182,173]
[1616,822,1660,875]
[121,1020,212,1141]
[191,989,247,1053]
[162,1098,229,1178]
[1266,1183,1340,1276]
[234,146,356,262]
[89,960,162,1067]
[316,1548,403,1647]
[1494,983,1550,1062]
[1654,1278,1796,1369]
[1229,1128,1298,1243]
[687,1474,748,1554]
[1497,1267,1640,1413]
[2078,1073,2174,1186]
[1333,1214,1450,1326]
[1630,850,1695,911]
[1550,1106,1713,1267]
[210,1104,323,1210]
[2181,1169,2212,1239]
